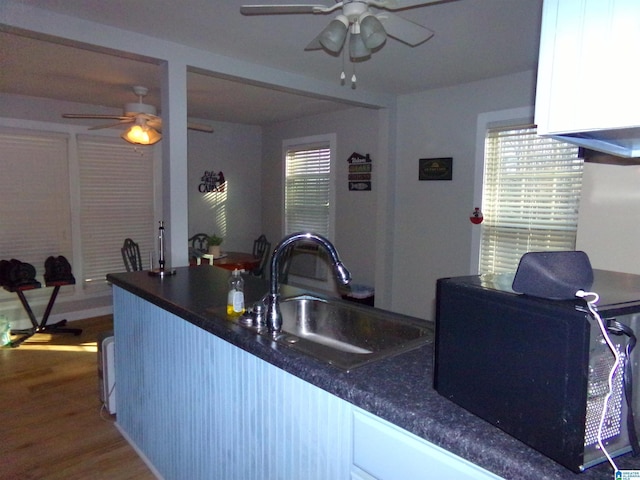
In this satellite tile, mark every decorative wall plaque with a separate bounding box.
[419,158,452,181]
[348,152,372,191]
[199,170,226,192]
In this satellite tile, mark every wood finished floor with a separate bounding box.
[0,316,156,479]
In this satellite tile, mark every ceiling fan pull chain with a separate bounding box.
[351,63,357,89]
[340,43,347,86]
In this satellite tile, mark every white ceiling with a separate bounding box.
[0,0,543,125]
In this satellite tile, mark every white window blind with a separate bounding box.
[0,128,72,289]
[480,125,584,274]
[78,135,155,288]
[285,142,331,237]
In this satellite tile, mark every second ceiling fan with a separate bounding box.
[62,86,214,145]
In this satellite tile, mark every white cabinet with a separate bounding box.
[352,409,503,480]
[535,0,640,157]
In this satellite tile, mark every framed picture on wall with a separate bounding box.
[419,157,452,181]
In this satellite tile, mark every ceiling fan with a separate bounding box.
[62,86,214,145]
[241,0,450,61]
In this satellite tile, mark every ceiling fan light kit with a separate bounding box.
[359,13,386,50]
[121,123,162,146]
[319,16,349,52]
[349,30,371,60]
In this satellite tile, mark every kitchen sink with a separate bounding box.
[235,294,432,371]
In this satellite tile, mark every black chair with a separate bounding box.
[189,233,209,262]
[251,235,271,278]
[121,238,143,272]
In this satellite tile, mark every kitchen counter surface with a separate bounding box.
[107,266,640,479]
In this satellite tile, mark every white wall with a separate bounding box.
[261,106,381,292]
[576,162,640,274]
[188,120,262,253]
[392,70,537,320]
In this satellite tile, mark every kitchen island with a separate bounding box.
[107,266,639,479]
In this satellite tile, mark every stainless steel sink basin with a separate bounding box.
[235,294,432,371]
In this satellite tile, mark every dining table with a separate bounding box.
[198,251,260,272]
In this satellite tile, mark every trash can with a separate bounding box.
[341,284,375,307]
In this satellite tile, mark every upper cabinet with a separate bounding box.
[535,0,640,157]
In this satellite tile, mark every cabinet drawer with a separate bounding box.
[352,409,502,480]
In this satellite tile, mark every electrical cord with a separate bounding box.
[576,290,621,472]
[99,381,116,421]
[607,319,640,456]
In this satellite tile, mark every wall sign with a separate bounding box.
[199,170,226,192]
[419,157,452,181]
[348,152,372,191]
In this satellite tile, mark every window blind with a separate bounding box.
[285,143,331,237]
[0,128,72,292]
[78,135,155,288]
[480,126,584,274]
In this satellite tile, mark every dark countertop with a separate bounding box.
[107,266,640,479]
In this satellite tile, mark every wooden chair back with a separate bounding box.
[252,235,271,278]
[189,233,209,254]
[121,238,143,272]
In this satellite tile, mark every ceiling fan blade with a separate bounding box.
[188,121,214,133]
[378,12,434,46]
[304,31,325,51]
[62,114,130,120]
[241,4,328,15]
[372,0,448,10]
[146,117,162,131]
[87,119,134,131]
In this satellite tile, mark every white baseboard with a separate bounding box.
[114,422,165,479]
[8,305,113,330]
[50,305,113,324]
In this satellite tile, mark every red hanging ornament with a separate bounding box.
[470,207,483,224]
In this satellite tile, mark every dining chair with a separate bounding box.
[121,238,143,272]
[252,236,271,278]
[252,235,268,258]
[189,233,209,253]
[188,233,209,264]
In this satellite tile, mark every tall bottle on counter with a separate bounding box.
[227,269,245,317]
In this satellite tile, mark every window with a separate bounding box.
[0,128,72,297]
[284,135,335,238]
[283,134,336,281]
[78,135,155,290]
[479,125,584,274]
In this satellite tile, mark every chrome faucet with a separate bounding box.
[265,232,352,333]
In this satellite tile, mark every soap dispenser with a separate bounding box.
[227,269,245,317]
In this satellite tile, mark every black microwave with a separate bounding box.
[434,270,640,473]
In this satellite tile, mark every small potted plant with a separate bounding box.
[207,234,223,258]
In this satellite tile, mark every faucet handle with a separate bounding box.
[239,301,266,329]
[252,302,266,327]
